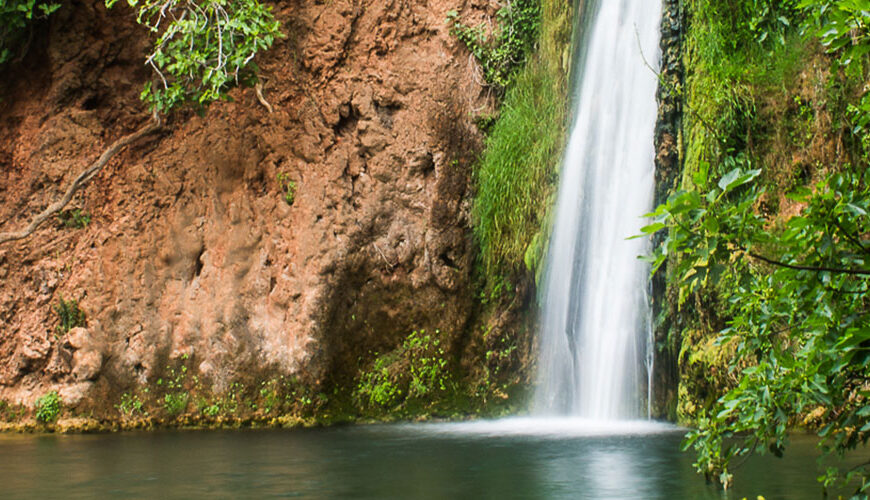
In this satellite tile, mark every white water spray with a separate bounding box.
[534,0,663,419]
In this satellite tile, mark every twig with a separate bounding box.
[741,246,870,276]
[833,218,870,256]
[373,243,396,269]
[0,112,162,246]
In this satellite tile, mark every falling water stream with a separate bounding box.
[534,0,662,419]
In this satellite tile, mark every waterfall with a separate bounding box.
[534,0,663,419]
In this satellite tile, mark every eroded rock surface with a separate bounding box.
[0,0,495,414]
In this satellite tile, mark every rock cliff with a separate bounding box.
[0,0,496,419]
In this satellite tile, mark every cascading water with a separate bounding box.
[534,0,663,419]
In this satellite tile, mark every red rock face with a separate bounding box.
[0,0,494,413]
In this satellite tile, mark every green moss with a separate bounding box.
[472,0,572,279]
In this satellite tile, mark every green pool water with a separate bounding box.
[0,418,861,499]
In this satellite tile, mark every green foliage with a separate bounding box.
[157,355,190,416]
[196,380,244,417]
[357,354,401,408]
[105,0,283,112]
[57,208,91,229]
[477,273,513,305]
[447,0,541,89]
[276,172,296,205]
[468,0,570,280]
[0,0,59,64]
[34,391,61,423]
[660,3,870,491]
[646,162,870,492]
[800,0,870,66]
[116,392,146,418]
[798,0,870,154]
[354,330,449,412]
[54,295,86,335]
[199,400,221,417]
[163,392,188,415]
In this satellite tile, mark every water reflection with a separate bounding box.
[0,424,862,499]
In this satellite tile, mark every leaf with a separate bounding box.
[719,168,762,194]
[640,222,666,235]
[845,203,867,216]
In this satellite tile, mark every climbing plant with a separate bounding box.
[447,0,541,89]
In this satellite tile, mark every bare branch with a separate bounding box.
[742,246,870,276]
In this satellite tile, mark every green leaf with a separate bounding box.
[718,168,761,193]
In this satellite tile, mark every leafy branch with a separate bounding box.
[107,0,283,112]
[642,164,870,492]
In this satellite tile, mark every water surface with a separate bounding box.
[0,419,858,499]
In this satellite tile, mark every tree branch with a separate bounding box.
[0,112,162,246]
[832,217,870,257]
[742,246,870,276]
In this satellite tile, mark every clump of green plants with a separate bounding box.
[56,208,91,229]
[105,0,283,112]
[0,0,59,65]
[355,330,449,412]
[447,0,541,89]
[478,274,514,305]
[258,379,281,414]
[0,400,23,422]
[157,354,190,416]
[116,392,146,418]
[162,392,187,416]
[197,397,221,418]
[34,391,61,423]
[54,295,86,336]
[276,172,296,205]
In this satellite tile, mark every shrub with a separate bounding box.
[34,391,61,423]
[54,296,86,335]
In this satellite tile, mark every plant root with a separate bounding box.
[0,112,163,246]
[255,82,273,113]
